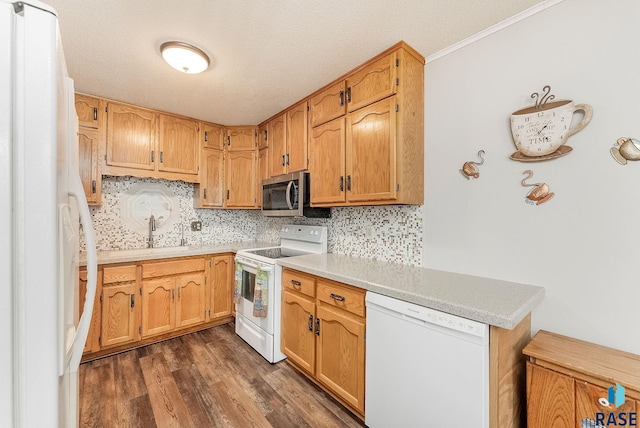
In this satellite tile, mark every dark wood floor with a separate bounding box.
[79,323,365,427]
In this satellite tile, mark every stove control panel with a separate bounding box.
[280,225,327,244]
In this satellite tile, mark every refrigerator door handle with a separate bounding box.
[67,169,97,373]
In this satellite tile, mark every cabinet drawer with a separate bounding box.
[316,280,365,317]
[282,269,316,298]
[102,265,136,285]
[142,258,205,279]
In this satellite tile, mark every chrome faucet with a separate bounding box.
[147,215,156,248]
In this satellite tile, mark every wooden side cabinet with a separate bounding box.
[523,330,640,428]
[100,265,139,349]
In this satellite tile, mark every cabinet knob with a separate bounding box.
[91,180,97,194]
[204,131,208,142]
[281,155,285,167]
[93,107,98,121]
[308,314,313,332]
[151,151,155,163]
[346,175,351,191]
[346,87,352,103]
[339,176,344,192]
[339,90,344,106]
[290,279,301,287]
[315,318,320,336]
[203,188,207,200]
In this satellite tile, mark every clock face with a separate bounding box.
[510,100,575,157]
[511,110,569,155]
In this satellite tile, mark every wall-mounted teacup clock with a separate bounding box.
[510,85,593,162]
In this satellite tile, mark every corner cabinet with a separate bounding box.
[308,43,424,207]
[194,122,258,209]
[523,330,640,428]
[281,268,366,418]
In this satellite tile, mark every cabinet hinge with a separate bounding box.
[208,310,211,317]
[395,58,399,67]
[100,293,103,302]
[197,166,200,172]
[139,287,142,295]
[396,183,400,191]
[98,335,102,344]
[307,105,310,112]
[105,106,108,112]
[396,78,399,86]
[139,326,142,335]
[395,104,399,112]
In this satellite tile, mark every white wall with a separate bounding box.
[423,0,640,354]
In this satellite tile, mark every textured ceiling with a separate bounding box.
[44,0,539,125]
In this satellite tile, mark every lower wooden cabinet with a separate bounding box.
[281,268,366,417]
[80,253,235,361]
[79,268,101,354]
[524,330,640,428]
[100,265,138,349]
[209,254,234,320]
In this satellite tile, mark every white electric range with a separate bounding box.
[235,225,328,363]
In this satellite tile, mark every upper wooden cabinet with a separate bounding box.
[345,51,397,112]
[103,101,200,182]
[257,147,269,207]
[158,114,199,175]
[106,102,156,171]
[268,113,287,177]
[202,122,225,150]
[264,41,424,206]
[226,150,256,207]
[78,126,101,206]
[195,148,224,208]
[225,126,256,151]
[269,101,308,177]
[75,93,102,129]
[257,123,269,150]
[309,81,346,128]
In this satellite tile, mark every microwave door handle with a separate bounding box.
[286,180,294,210]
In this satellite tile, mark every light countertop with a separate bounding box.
[82,244,544,329]
[277,253,544,330]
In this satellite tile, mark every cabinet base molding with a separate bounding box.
[285,359,365,421]
[81,316,233,363]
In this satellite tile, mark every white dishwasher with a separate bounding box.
[365,292,489,428]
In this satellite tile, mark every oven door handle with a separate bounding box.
[237,260,272,272]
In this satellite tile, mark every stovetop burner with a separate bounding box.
[244,247,311,259]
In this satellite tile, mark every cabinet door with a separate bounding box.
[79,269,101,354]
[269,113,287,177]
[101,283,137,348]
[225,126,256,151]
[576,381,636,428]
[526,362,575,428]
[78,127,101,206]
[346,51,397,112]
[141,277,175,338]
[346,96,396,203]
[202,122,225,150]
[106,102,156,171]
[315,304,365,414]
[158,114,199,175]
[225,150,256,208]
[74,93,101,129]
[257,123,269,150]
[210,255,233,319]
[309,117,345,205]
[309,81,346,128]
[175,272,206,329]
[202,148,224,207]
[281,290,316,375]
[257,148,269,207]
[286,101,308,173]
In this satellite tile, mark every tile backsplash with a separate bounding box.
[85,176,423,266]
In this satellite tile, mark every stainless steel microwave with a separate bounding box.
[261,172,331,218]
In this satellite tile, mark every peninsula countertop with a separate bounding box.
[277,253,544,329]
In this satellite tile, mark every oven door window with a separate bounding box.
[241,269,255,302]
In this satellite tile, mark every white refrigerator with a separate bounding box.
[0,1,98,427]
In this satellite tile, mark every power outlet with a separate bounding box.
[191,221,202,232]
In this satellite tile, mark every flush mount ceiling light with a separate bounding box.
[160,41,210,74]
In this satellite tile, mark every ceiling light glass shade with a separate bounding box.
[160,41,210,74]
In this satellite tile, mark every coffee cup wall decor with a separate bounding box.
[611,137,640,165]
[510,85,593,162]
[521,170,554,206]
[460,150,485,180]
